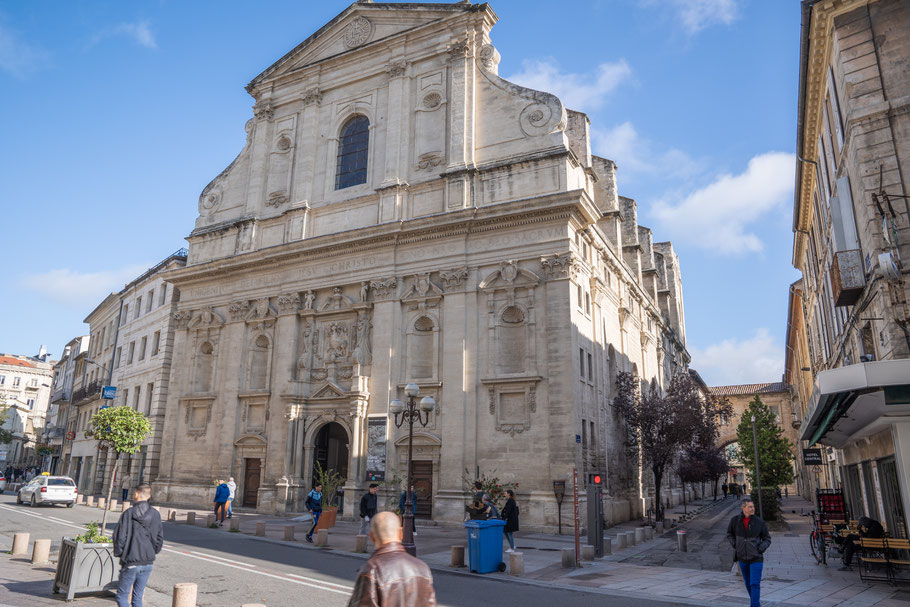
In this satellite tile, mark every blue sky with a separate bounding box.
[0,0,800,386]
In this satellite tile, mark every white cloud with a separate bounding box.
[91,21,157,49]
[592,121,702,181]
[506,58,632,112]
[651,151,795,254]
[641,0,740,34]
[0,21,50,78]
[690,328,783,386]
[20,264,151,308]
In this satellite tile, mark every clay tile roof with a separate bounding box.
[708,382,789,396]
[0,356,37,368]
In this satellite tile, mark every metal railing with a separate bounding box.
[72,381,102,403]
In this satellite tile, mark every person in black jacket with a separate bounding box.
[359,483,379,536]
[502,490,519,553]
[726,496,771,607]
[840,516,884,570]
[112,484,164,607]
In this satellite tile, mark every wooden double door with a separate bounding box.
[410,461,433,519]
[243,458,261,507]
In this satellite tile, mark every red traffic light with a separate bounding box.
[593,475,602,485]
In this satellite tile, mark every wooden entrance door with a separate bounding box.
[243,458,261,507]
[410,461,433,519]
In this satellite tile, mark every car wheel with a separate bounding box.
[16,492,23,505]
[30,495,37,507]
[66,501,74,508]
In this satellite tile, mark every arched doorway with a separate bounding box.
[312,422,349,486]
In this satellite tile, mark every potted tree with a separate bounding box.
[86,406,152,533]
[313,462,345,530]
[53,522,117,601]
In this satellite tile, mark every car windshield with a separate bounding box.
[48,478,75,486]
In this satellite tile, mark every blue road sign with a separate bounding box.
[102,386,117,400]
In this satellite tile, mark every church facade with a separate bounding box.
[153,1,690,530]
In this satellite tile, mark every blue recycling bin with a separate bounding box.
[463,519,507,573]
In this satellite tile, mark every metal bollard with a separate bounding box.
[509,551,524,576]
[635,527,645,544]
[316,528,328,547]
[186,512,196,525]
[230,517,241,531]
[206,514,216,527]
[31,539,51,564]
[677,530,688,552]
[581,544,595,561]
[561,548,575,568]
[255,522,266,536]
[354,535,368,553]
[171,582,197,607]
[284,525,295,541]
[11,533,30,555]
[451,545,465,567]
[603,537,613,555]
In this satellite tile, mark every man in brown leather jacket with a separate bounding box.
[347,511,437,607]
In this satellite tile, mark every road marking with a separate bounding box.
[188,550,259,567]
[161,547,353,595]
[0,504,85,531]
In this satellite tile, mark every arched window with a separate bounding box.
[335,115,369,189]
[408,316,435,379]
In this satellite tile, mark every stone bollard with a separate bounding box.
[581,544,595,561]
[561,548,575,568]
[509,551,524,576]
[616,533,627,550]
[171,582,197,607]
[645,526,654,541]
[635,527,645,545]
[625,531,636,547]
[677,530,688,552]
[255,522,266,537]
[11,533,30,555]
[86,496,96,507]
[603,537,613,555]
[97,497,106,510]
[76,494,85,506]
[168,510,177,522]
[31,539,51,564]
[316,529,328,547]
[451,545,465,567]
[230,517,241,531]
[186,512,196,525]
[206,514,216,527]
[284,525,295,541]
[122,501,131,511]
[655,521,664,534]
[110,500,119,511]
[354,535,368,553]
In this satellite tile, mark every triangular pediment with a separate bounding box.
[310,380,347,400]
[248,3,479,91]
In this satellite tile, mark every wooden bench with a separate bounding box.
[858,538,890,584]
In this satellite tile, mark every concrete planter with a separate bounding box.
[53,538,117,601]
[315,506,338,530]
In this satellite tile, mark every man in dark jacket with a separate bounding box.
[840,515,884,569]
[726,496,771,607]
[359,483,379,536]
[347,511,437,607]
[113,484,164,607]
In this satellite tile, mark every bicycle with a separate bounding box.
[809,511,827,565]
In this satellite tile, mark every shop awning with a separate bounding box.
[800,359,910,448]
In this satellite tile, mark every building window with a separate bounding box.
[587,352,593,381]
[122,388,128,408]
[115,347,122,368]
[159,285,167,306]
[135,297,142,319]
[145,382,154,415]
[122,304,129,325]
[584,291,591,315]
[27,398,35,410]
[577,284,583,309]
[29,378,38,387]
[12,377,20,387]
[335,115,369,189]
[0,375,5,385]
[579,348,585,378]
[151,331,161,356]
[139,336,147,361]
[147,290,154,312]
[127,342,135,364]
[133,386,141,410]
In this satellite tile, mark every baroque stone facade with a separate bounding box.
[153,2,690,529]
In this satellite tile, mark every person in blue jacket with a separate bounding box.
[305,483,323,543]
[213,480,230,527]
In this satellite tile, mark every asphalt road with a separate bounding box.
[0,494,688,606]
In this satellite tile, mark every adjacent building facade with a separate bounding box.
[789,0,910,537]
[0,352,53,468]
[152,1,691,530]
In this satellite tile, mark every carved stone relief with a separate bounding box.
[369,277,398,300]
[343,16,373,48]
[277,293,301,314]
[439,267,468,289]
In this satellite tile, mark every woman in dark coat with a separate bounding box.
[501,489,519,552]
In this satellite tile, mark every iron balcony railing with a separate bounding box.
[72,381,102,404]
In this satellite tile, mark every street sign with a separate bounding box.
[803,448,823,465]
[575,435,581,444]
[65,431,76,440]
[812,465,823,474]
[102,386,117,400]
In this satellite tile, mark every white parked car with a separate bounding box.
[17,475,77,507]
[0,472,6,492]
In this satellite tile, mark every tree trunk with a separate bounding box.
[100,453,121,533]
[653,466,664,521]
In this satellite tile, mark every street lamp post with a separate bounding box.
[751,414,764,519]
[390,382,435,557]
